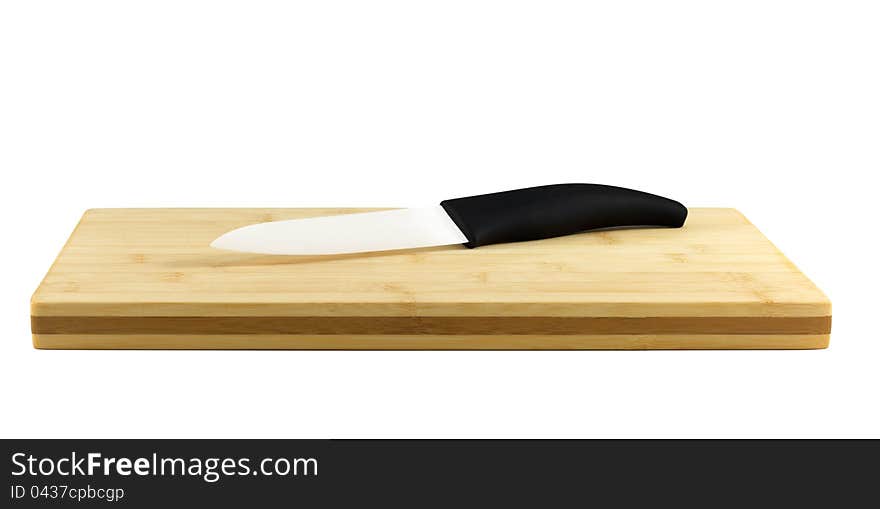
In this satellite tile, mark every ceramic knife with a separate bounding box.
[210,183,687,255]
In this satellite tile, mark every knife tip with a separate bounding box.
[209,233,232,251]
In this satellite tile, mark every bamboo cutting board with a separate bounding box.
[31,208,831,349]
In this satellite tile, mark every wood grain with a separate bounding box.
[32,334,831,350]
[30,208,831,349]
[32,316,831,335]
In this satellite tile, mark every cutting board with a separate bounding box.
[31,208,831,349]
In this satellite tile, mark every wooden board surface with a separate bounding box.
[31,208,831,349]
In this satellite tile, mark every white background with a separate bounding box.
[1,1,877,438]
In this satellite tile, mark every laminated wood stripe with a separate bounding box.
[32,315,832,336]
[31,334,832,350]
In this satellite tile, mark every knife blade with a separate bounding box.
[210,183,688,255]
[211,207,467,255]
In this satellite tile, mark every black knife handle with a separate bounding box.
[440,183,687,248]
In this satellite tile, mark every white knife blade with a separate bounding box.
[210,206,469,255]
